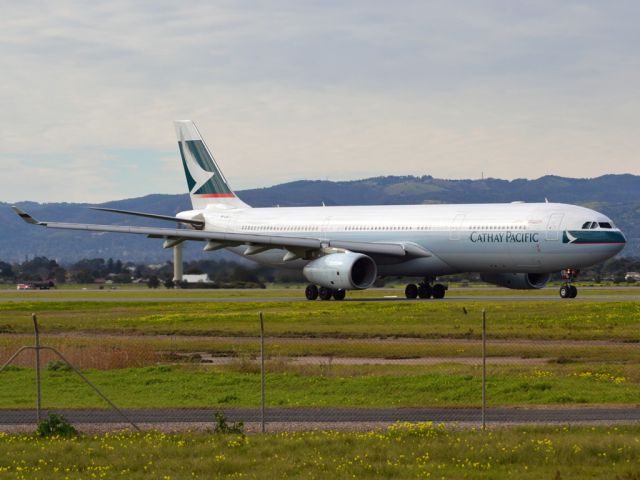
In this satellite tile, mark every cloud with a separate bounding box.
[0,1,639,202]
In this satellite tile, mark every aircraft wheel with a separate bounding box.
[432,283,446,299]
[305,284,318,300]
[319,287,333,301]
[569,285,578,298]
[405,284,418,299]
[417,283,432,299]
[559,285,570,299]
[333,289,346,301]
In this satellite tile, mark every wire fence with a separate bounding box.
[1,309,640,431]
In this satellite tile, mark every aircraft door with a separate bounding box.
[214,212,233,232]
[449,214,466,240]
[321,215,332,238]
[545,213,564,241]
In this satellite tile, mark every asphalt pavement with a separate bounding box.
[2,407,640,425]
[0,295,638,302]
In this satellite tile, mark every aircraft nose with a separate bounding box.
[612,229,626,253]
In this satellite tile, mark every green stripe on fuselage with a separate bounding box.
[562,230,625,244]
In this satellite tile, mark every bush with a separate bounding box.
[46,360,72,372]
[212,412,244,434]
[36,413,78,437]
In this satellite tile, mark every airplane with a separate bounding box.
[13,120,626,300]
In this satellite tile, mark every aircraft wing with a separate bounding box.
[12,207,430,259]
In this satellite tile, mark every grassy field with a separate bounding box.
[1,288,639,410]
[1,425,640,479]
[1,362,638,408]
[1,288,640,477]
[1,298,640,340]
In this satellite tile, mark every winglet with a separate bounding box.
[11,206,43,225]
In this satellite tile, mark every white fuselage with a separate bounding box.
[188,202,625,278]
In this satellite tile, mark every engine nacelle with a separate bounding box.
[303,252,377,290]
[480,273,551,290]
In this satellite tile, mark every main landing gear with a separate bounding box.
[559,269,579,299]
[305,284,346,301]
[405,279,447,300]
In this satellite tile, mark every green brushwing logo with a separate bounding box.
[178,140,232,195]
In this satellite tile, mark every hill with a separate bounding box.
[1,174,638,262]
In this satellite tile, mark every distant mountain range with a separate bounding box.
[1,174,638,263]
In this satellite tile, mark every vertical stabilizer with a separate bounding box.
[174,120,250,210]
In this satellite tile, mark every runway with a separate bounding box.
[0,296,637,302]
[2,407,640,426]
[1,286,638,303]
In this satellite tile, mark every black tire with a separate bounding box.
[432,283,446,299]
[333,289,346,301]
[569,285,578,298]
[405,284,418,299]
[319,287,333,301]
[417,283,432,299]
[305,284,318,300]
[559,285,570,299]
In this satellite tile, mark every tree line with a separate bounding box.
[0,255,639,287]
[0,256,304,286]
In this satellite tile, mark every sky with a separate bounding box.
[1,0,639,203]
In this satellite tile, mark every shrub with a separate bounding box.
[36,413,78,437]
[46,360,72,372]
[212,412,244,434]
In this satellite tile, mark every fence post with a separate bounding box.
[481,309,486,431]
[260,312,265,433]
[33,313,42,424]
[2,314,140,431]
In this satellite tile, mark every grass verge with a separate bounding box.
[1,425,640,479]
[1,299,640,340]
[1,363,638,408]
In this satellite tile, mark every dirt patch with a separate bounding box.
[174,352,549,366]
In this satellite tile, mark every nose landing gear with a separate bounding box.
[559,269,579,299]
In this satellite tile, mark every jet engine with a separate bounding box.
[303,252,377,290]
[480,273,551,290]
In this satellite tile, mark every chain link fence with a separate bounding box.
[1,308,640,431]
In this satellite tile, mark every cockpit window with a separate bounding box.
[582,221,615,229]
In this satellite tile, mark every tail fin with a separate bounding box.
[174,120,249,210]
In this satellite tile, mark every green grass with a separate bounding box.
[1,425,640,479]
[1,289,639,414]
[1,363,638,408]
[1,298,639,340]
